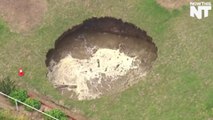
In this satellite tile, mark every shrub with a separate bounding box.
[24,98,41,112]
[45,109,68,120]
[9,89,28,105]
[0,76,16,95]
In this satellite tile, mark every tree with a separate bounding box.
[9,89,28,105]
[45,109,68,120]
[0,76,16,95]
[24,98,41,112]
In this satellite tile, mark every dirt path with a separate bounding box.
[28,91,88,120]
[0,95,14,110]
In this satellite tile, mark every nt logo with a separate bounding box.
[190,2,212,19]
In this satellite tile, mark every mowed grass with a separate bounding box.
[0,0,213,119]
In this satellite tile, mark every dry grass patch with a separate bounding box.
[156,0,191,9]
[0,0,47,33]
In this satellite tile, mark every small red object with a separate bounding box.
[18,68,24,77]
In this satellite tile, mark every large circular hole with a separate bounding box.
[46,17,157,100]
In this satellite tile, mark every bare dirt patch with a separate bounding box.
[157,0,191,9]
[46,17,158,100]
[0,0,47,33]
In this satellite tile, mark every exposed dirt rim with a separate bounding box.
[46,17,157,65]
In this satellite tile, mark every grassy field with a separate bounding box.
[0,109,27,120]
[0,0,213,119]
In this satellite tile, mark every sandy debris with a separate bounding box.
[48,48,140,100]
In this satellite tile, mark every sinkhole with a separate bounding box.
[46,17,158,100]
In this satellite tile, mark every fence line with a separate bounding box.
[0,92,59,120]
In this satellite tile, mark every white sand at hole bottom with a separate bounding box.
[48,48,141,100]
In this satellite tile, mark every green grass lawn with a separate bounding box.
[0,0,213,119]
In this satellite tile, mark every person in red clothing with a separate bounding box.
[18,68,24,77]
